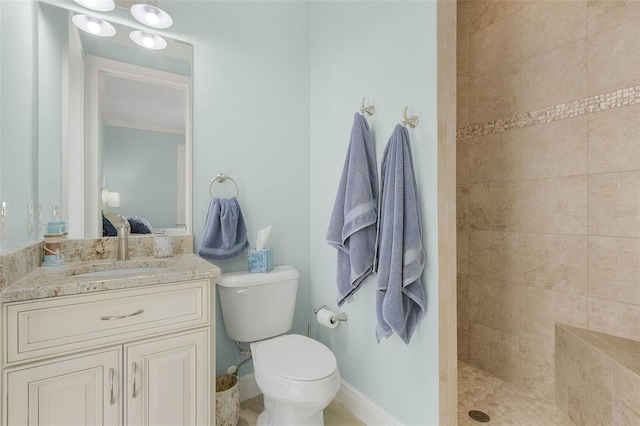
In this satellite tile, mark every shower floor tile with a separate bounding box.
[458,361,574,426]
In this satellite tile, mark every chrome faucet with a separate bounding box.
[117,220,129,261]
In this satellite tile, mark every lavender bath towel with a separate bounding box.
[375,124,425,344]
[198,197,249,260]
[326,113,379,306]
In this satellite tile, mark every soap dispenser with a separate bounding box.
[117,221,129,260]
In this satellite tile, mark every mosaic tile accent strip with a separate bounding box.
[457,84,640,141]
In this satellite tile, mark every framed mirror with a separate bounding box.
[42,1,193,238]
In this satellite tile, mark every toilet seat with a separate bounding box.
[251,334,337,381]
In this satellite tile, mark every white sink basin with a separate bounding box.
[74,266,166,278]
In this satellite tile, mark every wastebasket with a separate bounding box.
[216,374,240,426]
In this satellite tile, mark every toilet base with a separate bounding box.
[256,394,325,426]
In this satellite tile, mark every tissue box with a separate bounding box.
[248,248,274,273]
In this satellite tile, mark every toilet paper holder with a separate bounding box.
[314,305,348,323]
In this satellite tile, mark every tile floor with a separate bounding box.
[238,362,574,425]
[239,395,364,426]
[458,361,574,426]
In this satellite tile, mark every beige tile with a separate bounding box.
[555,325,569,413]
[469,181,519,231]
[457,273,469,362]
[469,64,521,124]
[614,363,640,414]
[457,230,469,276]
[468,323,520,383]
[557,324,640,375]
[458,361,574,426]
[520,285,587,346]
[566,353,613,425]
[588,171,640,238]
[520,116,588,179]
[468,275,519,334]
[520,176,588,235]
[457,139,469,185]
[520,37,588,112]
[588,297,640,341]
[457,35,470,81]
[564,329,614,390]
[520,232,588,295]
[468,129,520,183]
[469,12,520,79]
[469,230,519,282]
[588,236,640,305]
[468,0,521,33]
[457,0,470,41]
[588,18,640,95]
[588,104,640,174]
[457,76,470,129]
[613,397,640,426]
[520,338,555,401]
[457,184,469,232]
[588,0,640,35]
[520,0,587,60]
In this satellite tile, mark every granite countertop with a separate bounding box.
[0,254,221,303]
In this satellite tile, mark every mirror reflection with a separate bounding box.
[43,1,193,238]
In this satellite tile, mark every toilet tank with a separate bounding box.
[217,265,300,342]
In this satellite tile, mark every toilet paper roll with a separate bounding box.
[316,307,339,329]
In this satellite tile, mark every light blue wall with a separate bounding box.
[308,3,439,425]
[102,125,182,229]
[165,1,312,376]
[0,1,38,251]
[166,2,440,423]
[38,2,66,234]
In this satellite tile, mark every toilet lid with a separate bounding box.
[252,334,337,381]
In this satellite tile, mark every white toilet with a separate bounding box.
[217,266,341,426]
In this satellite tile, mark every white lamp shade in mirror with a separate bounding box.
[73,0,115,12]
[72,14,116,37]
[129,30,167,50]
[130,4,173,29]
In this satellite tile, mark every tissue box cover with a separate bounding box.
[248,248,274,273]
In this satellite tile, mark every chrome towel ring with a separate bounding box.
[209,173,239,198]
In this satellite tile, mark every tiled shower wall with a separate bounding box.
[456,0,640,402]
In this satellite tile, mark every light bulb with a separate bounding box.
[87,20,101,34]
[142,34,155,48]
[145,10,159,26]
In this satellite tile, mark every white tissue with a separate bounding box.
[256,226,272,250]
[316,307,339,329]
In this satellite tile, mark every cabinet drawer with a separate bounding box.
[4,280,209,364]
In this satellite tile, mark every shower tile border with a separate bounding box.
[457,84,640,141]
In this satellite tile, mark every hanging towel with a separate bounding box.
[198,197,249,260]
[375,124,425,344]
[326,113,379,306]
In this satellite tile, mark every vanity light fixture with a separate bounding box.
[72,14,116,37]
[73,0,115,12]
[130,3,173,29]
[129,30,167,50]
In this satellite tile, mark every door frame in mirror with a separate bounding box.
[65,55,192,238]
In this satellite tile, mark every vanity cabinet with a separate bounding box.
[2,279,213,426]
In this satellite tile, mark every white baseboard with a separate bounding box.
[238,374,402,425]
[238,373,261,401]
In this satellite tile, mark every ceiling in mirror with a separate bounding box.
[100,75,186,134]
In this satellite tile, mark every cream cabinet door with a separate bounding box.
[124,329,209,426]
[4,348,121,426]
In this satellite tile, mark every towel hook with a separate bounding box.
[209,173,239,198]
[401,106,419,128]
[360,97,375,116]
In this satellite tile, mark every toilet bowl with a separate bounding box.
[251,334,341,426]
[216,266,341,426]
